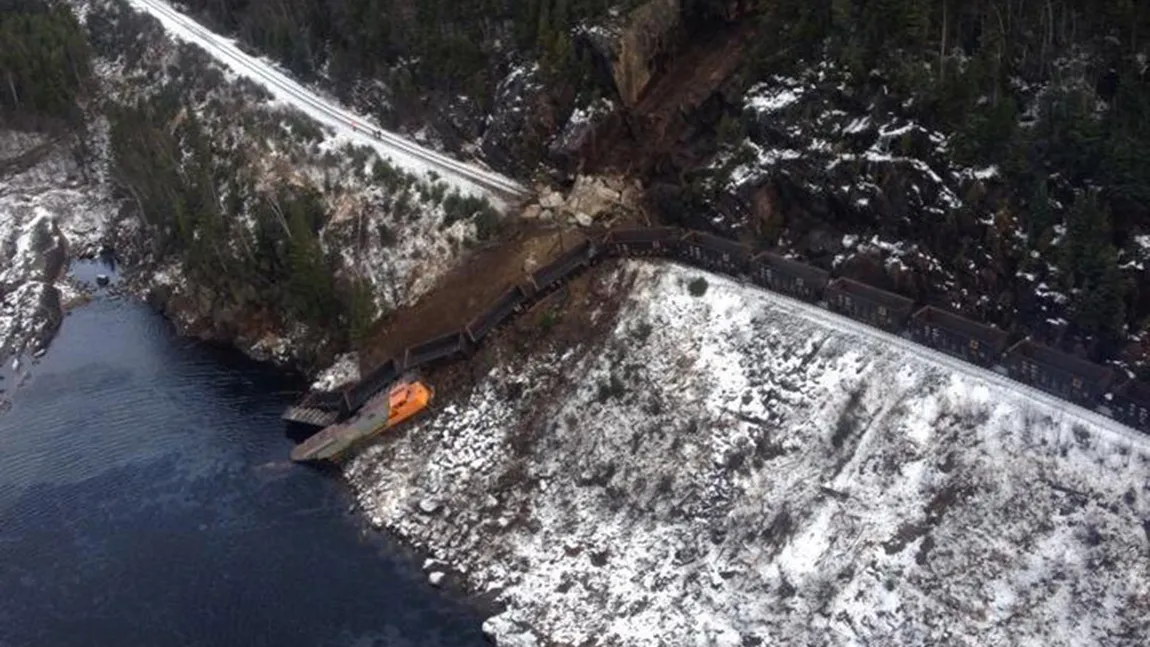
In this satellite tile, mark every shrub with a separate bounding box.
[688,277,709,297]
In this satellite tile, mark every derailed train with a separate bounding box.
[283,227,1150,436]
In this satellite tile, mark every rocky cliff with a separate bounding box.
[0,128,116,368]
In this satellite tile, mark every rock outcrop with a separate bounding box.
[522,174,642,227]
[0,128,115,364]
[586,0,682,108]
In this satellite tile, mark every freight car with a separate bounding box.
[402,331,470,370]
[1003,339,1115,405]
[284,225,1150,443]
[677,231,750,274]
[465,285,529,345]
[825,278,916,332]
[528,239,598,292]
[1111,379,1150,433]
[600,227,682,257]
[748,251,829,302]
[909,306,1009,366]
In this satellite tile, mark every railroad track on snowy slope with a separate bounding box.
[129,0,530,202]
[284,227,1150,451]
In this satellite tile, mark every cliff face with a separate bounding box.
[0,128,116,367]
[346,261,1150,646]
[594,0,682,108]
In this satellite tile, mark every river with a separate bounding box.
[0,261,488,647]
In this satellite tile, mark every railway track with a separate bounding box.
[284,226,1150,451]
[128,0,530,203]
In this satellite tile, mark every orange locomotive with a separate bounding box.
[290,380,433,463]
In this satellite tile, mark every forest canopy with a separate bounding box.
[0,0,91,125]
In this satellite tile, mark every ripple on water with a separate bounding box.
[0,293,488,647]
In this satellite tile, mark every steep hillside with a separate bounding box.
[142,0,1150,374]
[347,261,1150,646]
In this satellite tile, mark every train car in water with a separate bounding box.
[1003,339,1114,405]
[748,251,829,302]
[909,306,1009,366]
[825,277,915,332]
[291,380,434,463]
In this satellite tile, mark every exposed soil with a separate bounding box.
[362,259,640,465]
[359,221,606,372]
[588,20,755,181]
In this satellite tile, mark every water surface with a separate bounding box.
[0,263,487,647]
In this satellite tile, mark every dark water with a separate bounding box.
[0,262,488,647]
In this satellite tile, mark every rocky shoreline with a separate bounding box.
[0,128,116,376]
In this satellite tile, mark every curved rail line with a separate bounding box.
[283,227,1150,448]
[129,0,530,202]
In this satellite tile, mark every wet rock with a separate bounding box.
[428,571,446,587]
[95,274,110,286]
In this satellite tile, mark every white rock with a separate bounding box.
[539,191,564,209]
[418,498,441,514]
[428,571,445,587]
[574,212,593,227]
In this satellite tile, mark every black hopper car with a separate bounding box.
[910,306,1009,366]
[286,226,1150,437]
[1111,379,1150,431]
[825,278,915,332]
[1003,339,1114,406]
[748,251,829,302]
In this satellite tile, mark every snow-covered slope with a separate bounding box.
[69,0,514,367]
[126,0,528,204]
[0,128,116,366]
[347,261,1150,646]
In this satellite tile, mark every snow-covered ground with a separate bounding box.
[126,0,528,204]
[0,128,117,369]
[347,261,1150,646]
